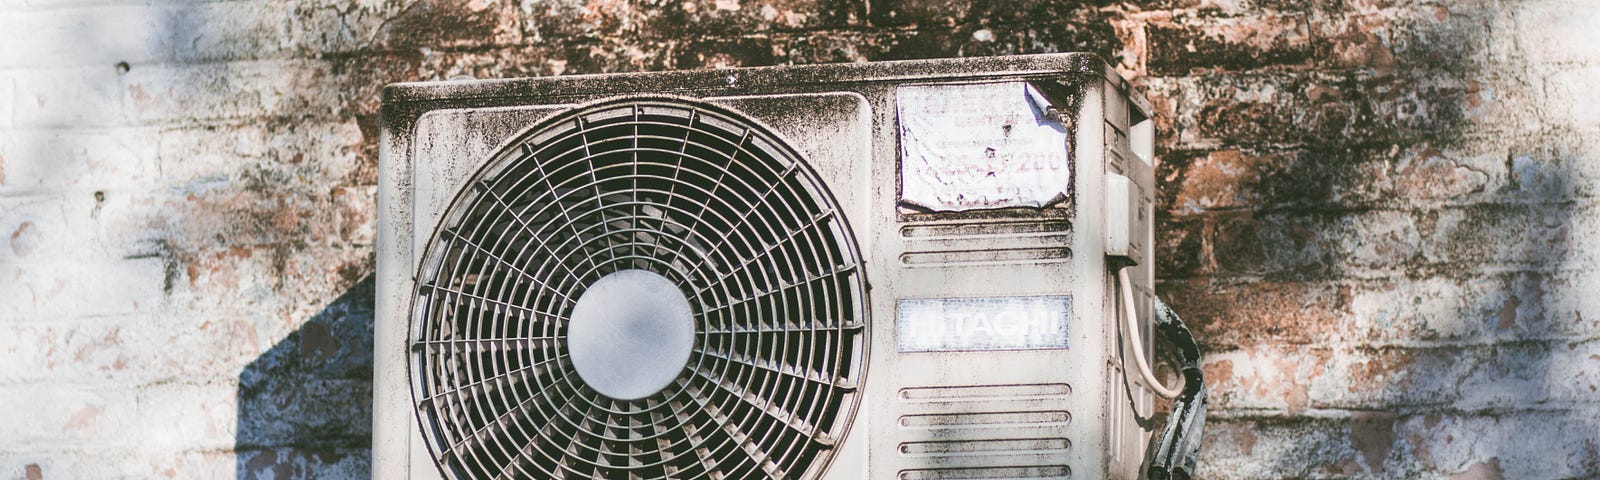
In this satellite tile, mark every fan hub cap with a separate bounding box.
[567,269,695,400]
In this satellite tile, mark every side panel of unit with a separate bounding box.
[1101,78,1159,480]
[864,76,1118,480]
[376,100,414,480]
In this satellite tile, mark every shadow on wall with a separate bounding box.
[1150,2,1600,477]
[237,275,376,479]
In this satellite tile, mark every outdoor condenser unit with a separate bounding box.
[376,53,1204,480]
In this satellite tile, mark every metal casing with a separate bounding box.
[377,53,1158,480]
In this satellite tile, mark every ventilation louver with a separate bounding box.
[408,98,869,479]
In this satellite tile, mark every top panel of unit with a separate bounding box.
[382,53,1147,114]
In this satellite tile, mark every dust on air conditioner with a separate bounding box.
[375,53,1207,480]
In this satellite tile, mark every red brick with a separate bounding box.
[1309,4,1494,75]
[1142,71,1510,151]
[1159,277,1349,347]
[368,0,522,50]
[1144,12,1312,75]
[1154,213,1205,277]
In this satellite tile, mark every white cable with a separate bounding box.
[1118,267,1183,400]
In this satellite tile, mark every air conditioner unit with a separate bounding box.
[375,53,1190,480]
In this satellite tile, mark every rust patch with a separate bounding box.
[24,464,41,480]
[1351,411,1396,473]
[1394,147,1488,200]
[1276,355,1311,414]
[1165,278,1348,347]
[1172,149,1260,212]
[10,221,38,257]
[1330,26,1398,76]
[1203,359,1235,387]
[186,246,253,290]
[1464,82,1485,108]
[1349,349,1419,393]
[0,153,7,187]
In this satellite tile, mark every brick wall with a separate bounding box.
[2,0,1596,478]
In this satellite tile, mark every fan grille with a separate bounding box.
[409,98,868,480]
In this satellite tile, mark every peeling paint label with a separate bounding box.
[897,295,1072,352]
[897,82,1071,212]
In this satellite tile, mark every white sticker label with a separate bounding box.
[897,82,1071,212]
[897,296,1072,352]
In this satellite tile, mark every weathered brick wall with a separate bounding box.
[1,0,1596,478]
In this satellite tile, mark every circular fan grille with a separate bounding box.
[409,98,869,480]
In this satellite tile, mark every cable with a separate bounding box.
[1118,266,1183,399]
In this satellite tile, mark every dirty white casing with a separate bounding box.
[377,53,1158,479]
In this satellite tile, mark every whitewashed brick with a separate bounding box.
[9,66,126,128]
[236,378,372,447]
[135,383,240,450]
[1545,66,1600,129]
[0,451,236,479]
[0,74,13,127]
[0,128,162,196]
[0,2,359,68]
[0,254,168,322]
[0,313,273,385]
[1395,409,1600,478]
[12,60,343,128]
[156,120,365,188]
[1460,340,1600,407]
[1513,1,1600,66]
[0,386,138,450]
[0,6,174,68]
[1347,270,1600,345]
[1206,339,1600,415]
[1201,409,1600,479]
[1342,210,1422,271]
[1421,202,1600,270]
[236,447,372,479]
[0,187,373,312]
[288,0,401,54]
[1195,417,1355,478]
[165,1,296,63]
[0,191,168,265]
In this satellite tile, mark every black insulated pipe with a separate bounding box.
[1143,297,1208,480]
